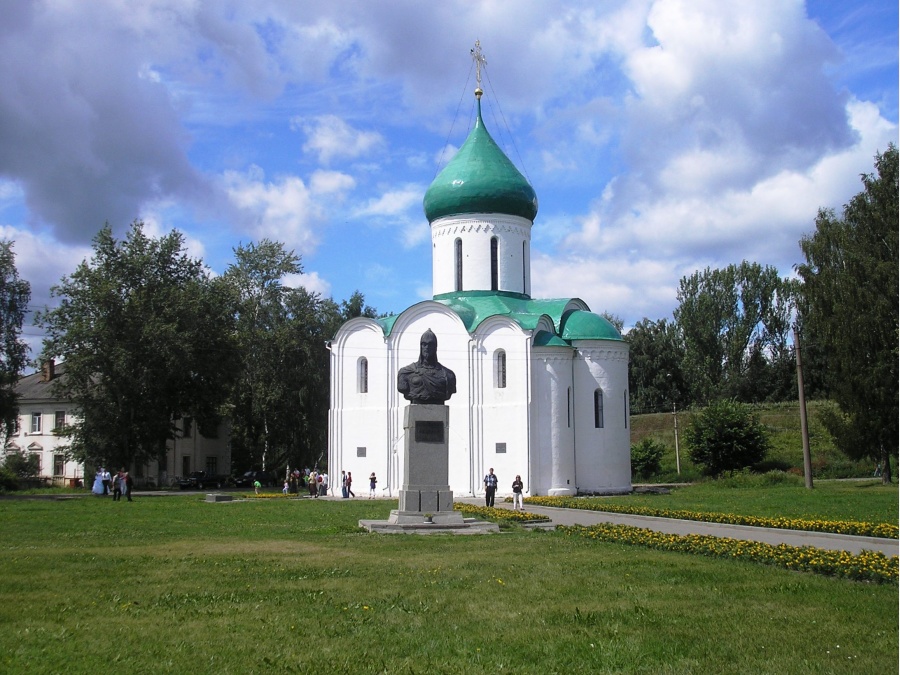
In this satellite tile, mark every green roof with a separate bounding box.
[376,291,623,344]
[560,310,623,341]
[423,99,538,222]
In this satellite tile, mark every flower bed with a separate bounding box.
[560,523,898,584]
[454,502,550,523]
[525,496,898,539]
[243,492,301,499]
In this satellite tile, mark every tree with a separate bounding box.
[224,241,362,475]
[340,290,379,320]
[685,399,770,476]
[0,241,31,443]
[796,145,898,483]
[37,222,239,478]
[674,262,795,405]
[630,437,665,479]
[626,317,686,413]
[225,240,302,473]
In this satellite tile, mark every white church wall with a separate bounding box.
[572,342,632,494]
[385,303,475,496]
[530,347,576,496]
[472,316,531,496]
[329,319,391,494]
[431,214,532,295]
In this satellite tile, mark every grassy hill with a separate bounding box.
[630,400,876,482]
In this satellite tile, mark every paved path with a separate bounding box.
[457,498,898,556]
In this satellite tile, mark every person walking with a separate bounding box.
[283,480,289,495]
[112,470,123,501]
[347,472,355,498]
[124,472,134,501]
[483,468,498,507]
[92,469,104,496]
[340,470,348,498]
[511,475,524,511]
[368,472,377,499]
[101,467,112,496]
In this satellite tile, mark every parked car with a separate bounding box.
[177,471,231,490]
[233,470,275,488]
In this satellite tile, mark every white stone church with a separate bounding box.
[328,86,631,499]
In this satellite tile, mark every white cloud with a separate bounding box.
[296,114,385,165]
[0,0,894,333]
[284,270,331,297]
[354,185,423,217]
[309,170,356,195]
[222,165,352,254]
[548,95,897,323]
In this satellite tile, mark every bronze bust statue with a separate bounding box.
[397,329,457,404]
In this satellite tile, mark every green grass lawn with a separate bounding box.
[0,494,896,674]
[592,479,898,525]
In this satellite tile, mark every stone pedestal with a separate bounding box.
[388,405,464,526]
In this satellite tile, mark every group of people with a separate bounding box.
[339,470,379,498]
[483,468,525,511]
[92,467,133,501]
[305,469,328,497]
[273,468,381,499]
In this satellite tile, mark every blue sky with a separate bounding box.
[0,0,896,357]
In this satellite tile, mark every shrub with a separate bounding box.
[686,399,770,476]
[0,466,20,491]
[631,438,665,479]
[1,450,39,482]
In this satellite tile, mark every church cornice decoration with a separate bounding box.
[431,216,531,240]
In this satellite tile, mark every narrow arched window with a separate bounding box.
[490,236,499,291]
[455,238,463,292]
[594,389,604,428]
[522,241,527,293]
[494,350,506,389]
[567,387,572,427]
[357,357,368,394]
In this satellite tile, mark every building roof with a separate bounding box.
[376,291,623,343]
[15,362,67,403]
[560,309,623,341]
[422,98,538,223]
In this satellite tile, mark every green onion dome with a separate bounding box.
[423,99,538,223]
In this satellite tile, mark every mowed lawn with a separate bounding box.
[0,494,896,674]
[588,479,898,524]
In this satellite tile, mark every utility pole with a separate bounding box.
[673,402,681,475]
[794,324,813,489]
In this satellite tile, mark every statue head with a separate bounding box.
[418,329,438,366]
[398,328,456,404]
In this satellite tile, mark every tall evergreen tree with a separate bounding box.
[797,146,898,483]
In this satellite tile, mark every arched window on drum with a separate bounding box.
[494,349,507,389]
[594,389,604,428]
[357,357,368,394]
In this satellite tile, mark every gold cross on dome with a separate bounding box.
[470,40,487,91]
